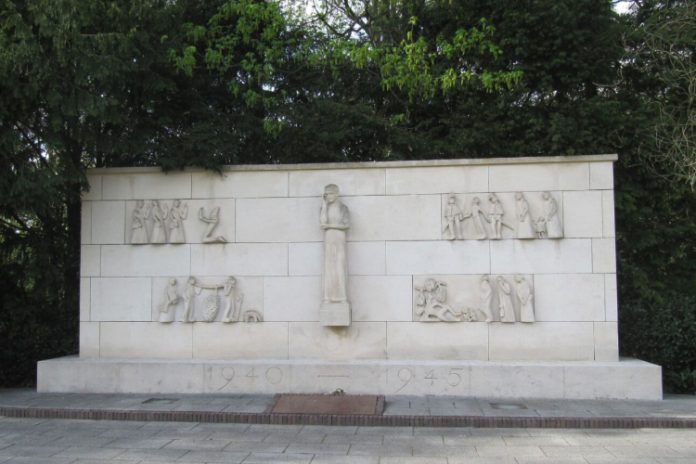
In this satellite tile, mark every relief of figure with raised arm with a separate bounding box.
[167,199,188,244]
[414,278,462,322]
[182,276,202,322]
[199,206,227,243]
[130,200,151,244]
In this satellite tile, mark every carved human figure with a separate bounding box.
[150,200,168,244]
[515,275,535,322]
[158,278,181,323]
[320,184,350,304]
[414,278,461,322]
[487,193,505,239]
[478,275,494,322]
[515,192,536,239]
[535,216,548,239]
[199,206,227,243]
[541,191,563,238]
[182,276,201,322]
[443,194,465,240]
[496,276,516,323]
[222,276,244,323]
[167,199,188,244]
[469,196,488,239]
[130,200,151,244]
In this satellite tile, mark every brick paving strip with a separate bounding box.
[1,390,695,429]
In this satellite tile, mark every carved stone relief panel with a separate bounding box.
[152,276,263,323]
[126,199,234,244]
[440,192,563,241]
[413,275,534,323]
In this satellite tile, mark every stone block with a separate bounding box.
[385,364,472,396]
[125,199,235,244]
[264,276,320,322]
[534,274,604,321]
[100,322,193,358]
[289,168,385,196]
[343,195,442,241]
[79,322,100,358]
[289,322,387,360]
[80,245,101,277]
[563,360,662,400]
[151,276,263,323]
[470,363,565,398]
[193,323,289,359]
[489,162,589,192]
[90,278,152,321]
[190,243,286,276]
[386,165,488,195]
[320,301,351,326]
[101,244,190,277]
[80,278,90,321]
[192,170,288,198]
[563,191,602,238]
[386,322,489,360]
[289,242,396,276]
[490,239,592,274]
[594,321,619,361]
[605,274,618,321]
[91,201,126,244]
[489,322,595,361]
[386,241,490,275]
[350,276,412,321]
[102,172,192,200]
[592,238,616,273]
[81,201,92,244]
[236,198,322,242]
[82,175,102,200]
[602,190,615,238]
[590,161,614,190]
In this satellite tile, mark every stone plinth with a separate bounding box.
[320,302,351,326]
[38,356,662,400]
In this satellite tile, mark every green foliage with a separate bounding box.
[620,295,696,393]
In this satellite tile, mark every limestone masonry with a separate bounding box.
[38,155,662,399]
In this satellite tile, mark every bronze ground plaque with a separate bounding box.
[270,394,384,415]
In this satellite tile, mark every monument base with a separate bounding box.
[37,356,662,400]
[320,302,351,326]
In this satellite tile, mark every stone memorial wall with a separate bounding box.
[38,155,662,399]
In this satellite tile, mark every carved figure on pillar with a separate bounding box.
[515,275,535,322]
[515,192,536,239]
[496,276,516,322]
[167,200,188,244]
[319,184,351,326]
[541,191,563,238]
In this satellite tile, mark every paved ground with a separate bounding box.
[0,416,695,463]
[2,389,696,420]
